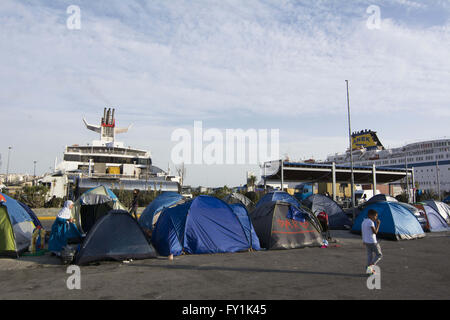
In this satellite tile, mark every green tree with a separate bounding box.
[15,185,49,208]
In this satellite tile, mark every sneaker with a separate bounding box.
[366,266,373,274]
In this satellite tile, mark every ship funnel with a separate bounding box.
[112,108,115,124]
[103,107,107,124]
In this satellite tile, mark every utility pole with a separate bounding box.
[346,80,356,220]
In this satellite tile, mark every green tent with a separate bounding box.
[0,194,36,257]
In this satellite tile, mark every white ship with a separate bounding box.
[326,130,450,194]
[41,108,180,199]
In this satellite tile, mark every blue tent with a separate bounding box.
[443,196,450,204]
[228,203,261,251]
[17,201,42,228]
[256,191,300,209]
[139,192,184,231]
[151,196,256,256]
[351,202,426,240]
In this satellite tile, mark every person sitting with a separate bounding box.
[48,200,82,256]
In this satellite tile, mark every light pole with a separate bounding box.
[6,146,12,186]
[33,161,37,185]
[346,80,356,220]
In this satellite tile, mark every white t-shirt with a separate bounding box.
[361,218,377,244]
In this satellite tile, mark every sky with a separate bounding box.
[0,0,449,187]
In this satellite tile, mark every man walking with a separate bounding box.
[129,189,140,220]
[362,209,382,275]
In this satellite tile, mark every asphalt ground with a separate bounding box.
[1,217,449,300]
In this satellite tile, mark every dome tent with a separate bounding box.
[255,191,300,209]
[139,192,184,232]
[414,204,449,232]
[223,193,255,211]
[0,193,39,257]
[351,202,426,240]
[72,185,126,234]
[423,200,450,225]
[443,196,450,204]
[302,194,352,230]
[367,194,398,204]
[151,196,256,256]
[249,200,322,250]
[228,203,261,251]
[75,210,157,265]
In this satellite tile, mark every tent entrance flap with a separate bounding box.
[80,202,114,234]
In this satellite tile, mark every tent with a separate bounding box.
[367,194,398,203]
[151,196,256,256]
[396,202,427,230]
[17,201,42,228]
[351,202,426,240]
[139,192,184,232]
[414,204,449,232]
[255,191,300,209]
[72,185,126,234]
[249,200,323,250]
[302,194,353,230]
[223,193,255,211]
[75,210,157,265]
[228,203,261,251]
[0,193,38,257]
[423,200,450,225]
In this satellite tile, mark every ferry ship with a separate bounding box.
[326,130,450,194]
[41,108,180,199]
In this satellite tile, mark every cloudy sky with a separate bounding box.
[1,0,449,187]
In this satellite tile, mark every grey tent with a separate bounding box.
[249,201,322,250]
[222,193,255,211]
[302,194,352,230]
[397,202,427,230]
[423,200,450,225]
[75,210,157,265]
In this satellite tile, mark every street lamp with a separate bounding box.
[33,161,37,185]
[345,81,356,220]
[6,146,12,186]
